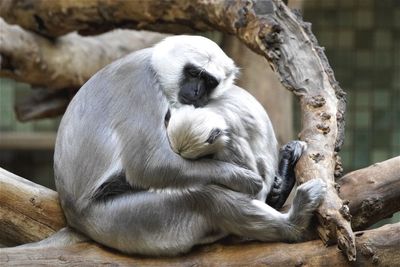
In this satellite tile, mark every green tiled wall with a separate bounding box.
[298,0,400,172]
[0,79,60,189]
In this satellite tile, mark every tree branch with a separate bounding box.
[0,18,167,90]
[0,0,351,259]
[338,156,400,230]
[13,88,76,121]
[1,223,399,266]
[0,168,65,246]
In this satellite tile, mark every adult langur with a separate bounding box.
[54,35,326,256]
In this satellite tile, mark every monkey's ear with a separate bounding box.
[206,128,222,144]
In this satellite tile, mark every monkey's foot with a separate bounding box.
[267,140,307,210]
[279,140,307,166]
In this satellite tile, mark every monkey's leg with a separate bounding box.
[267,140,307,209]
[211,179,326,242]
[16,227,88,248]
[75,191,217,257]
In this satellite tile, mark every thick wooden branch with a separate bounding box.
[0,18,167,90]
[0,168,66,246]
[14,88,76,121]
[0,0,351,259]
[338,156,400,230]
[1,223,399,266]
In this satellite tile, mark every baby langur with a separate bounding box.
[167,86,310,203]
[167,105,270,200]
[167,87,326,242]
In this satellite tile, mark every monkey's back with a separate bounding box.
[53,48,168,213]
[207,86,279,196]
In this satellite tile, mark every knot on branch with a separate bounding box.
[318,112,331,121]
[361,197,383,221]
[33,15,47,33]
[339,202,352,222]
[308,95,326,108]
[334,182,341,192]
[334,152,344,178]
[360,244,380,264]
[316,123,330,135]
[259,21,282,60]
[310,153,325,163]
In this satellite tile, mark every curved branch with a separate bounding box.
[0,0,351,259]
[0,18,167,90]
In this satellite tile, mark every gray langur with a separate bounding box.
[54,35,326,256]
[166,88,305,203]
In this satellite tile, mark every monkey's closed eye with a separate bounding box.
[206,128,222,144]
[185,65,201,78]
[164,109,171,128]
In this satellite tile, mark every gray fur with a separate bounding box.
[16,227,88,248]
[54,46,326,256]
[167,87,279,201]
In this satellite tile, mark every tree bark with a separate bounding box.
[1,223,399,267]
[338,156,400,230]
[0,168,65,246]
[13,88,76,121]
[0,18,167,90]
[0,0,351,259]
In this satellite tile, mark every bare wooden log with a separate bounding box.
[0,132,56,150]
[0,18,167,90]
[0,168,66,246]
[14,88,76,121]
[0,0,351,259]
[338,156,400,230]
[1,223,399,266]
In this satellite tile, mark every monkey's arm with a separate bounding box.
[128,139,263,196]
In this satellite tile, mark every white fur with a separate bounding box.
[151,35,238,107]
[167,105,229,159]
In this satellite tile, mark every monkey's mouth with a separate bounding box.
[178,95,207,108]
[178,95,194,106]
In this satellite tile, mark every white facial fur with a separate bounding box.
[167,105,229,159]
[151,35,238,107]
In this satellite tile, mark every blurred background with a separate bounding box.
[1,0,399,222]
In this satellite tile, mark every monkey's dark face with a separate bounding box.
[178,64,219,108]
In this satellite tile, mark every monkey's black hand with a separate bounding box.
[267,140,307,210]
